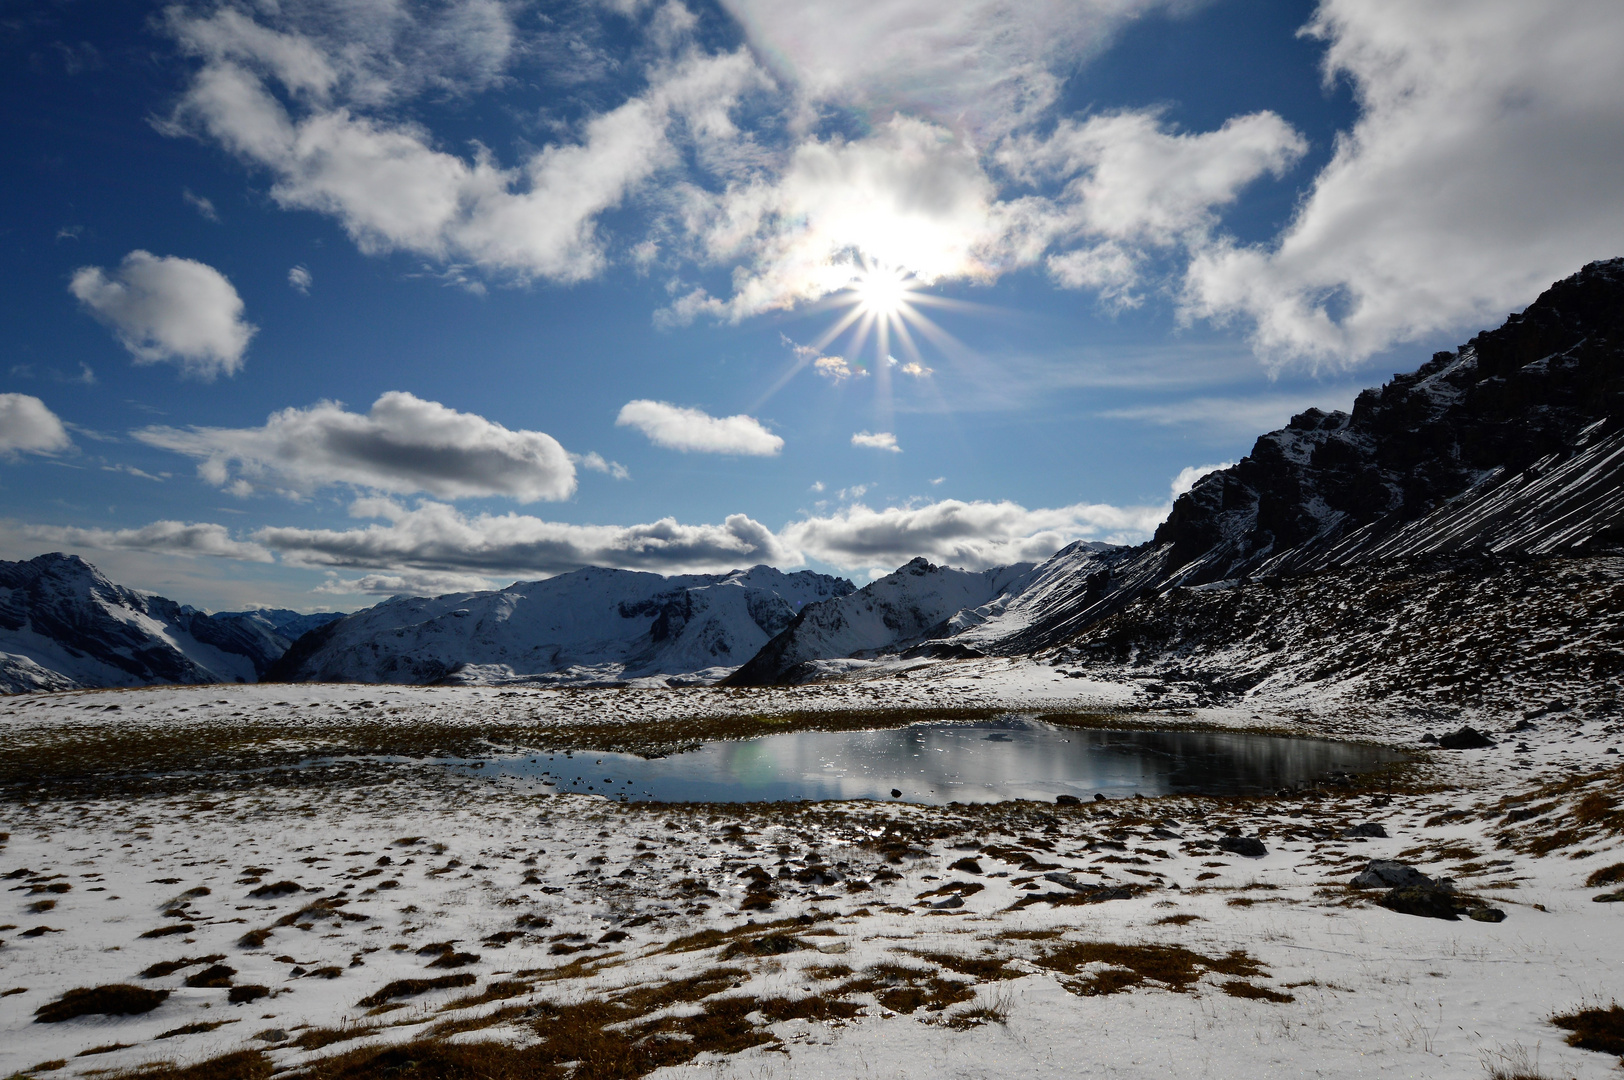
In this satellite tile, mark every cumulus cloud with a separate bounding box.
[137,392,578,502]
[0,394,72,458]
[69,251,255,378]
[288,265,312,293]
[164,5,767,285]
[573,451,630,480]
[1182,0,1624,365]
[616,399,783,455]
[675,105,1304,320]
[19,520,273,561]
[719,0,1190,135]
[780,496,1167,571]
[258,499,795,576]
[851,431,900,452]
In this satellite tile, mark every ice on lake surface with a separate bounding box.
[486,719,1406,805]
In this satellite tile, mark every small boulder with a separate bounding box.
[1467,906,1507,922]
[1341,823,1389,839]
[1593,891,1624,903]
[1218,836,1267,858]
[1056,794,1082,806]
[1380,884,1464,920]
[1438,726,1496,750]
[1350,860,1436,889]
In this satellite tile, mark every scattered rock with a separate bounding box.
[1218,836,1267,858]
[1468,906,1507,922]
[1593,892,1624,903]
[1055,794,1082,806]
[890,789,902,798]
[227,985,270,1005]
[947,858,981,874]
[1341,823,1389,839]
[1379,884,1464,920]
[1438,726,1496,749]
[930,895,965,909]
[255,1029,289,1043]
[1350,860,1436,889]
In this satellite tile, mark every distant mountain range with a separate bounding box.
[265,565,854,687]
[0,553,343,694]
[4,258,1622,701]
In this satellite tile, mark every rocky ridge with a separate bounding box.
[0,553,336,693]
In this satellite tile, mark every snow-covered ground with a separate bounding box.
[2,666,1622,1079]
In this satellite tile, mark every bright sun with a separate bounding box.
[851,265,911,317]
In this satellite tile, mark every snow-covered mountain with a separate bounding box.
[267,565,855,687]
[724,558,1048,684]
[731,258,1624,685]
[0,553,333,694]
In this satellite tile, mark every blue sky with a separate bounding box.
[2,0,1621,611]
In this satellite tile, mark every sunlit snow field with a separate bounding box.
[2,660,1622,1079]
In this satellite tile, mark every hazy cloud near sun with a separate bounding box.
[69,251,255,378]
[616,400,783,455]
[0,395,73,458]
[136,392,579,502]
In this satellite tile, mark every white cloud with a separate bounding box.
[1170,462,1233,499]
[258,499,795,576]
[19,520,273,562]
[0,395,72,458]
[137,392,577,502]
[815,355,864,382]
[288,265,312,293]
[572,451,631,480]
[616,399,783,455]
[1098,388,1361,439]
[314,568,497,596]
[894,358,932,377]
[69,251,256,378]
[718,0,1190,135]
[164,5,768,285]
[780,496,1166,571]
[851,431,900,452]
[1182,0,1624,366]
[183,189,220,221]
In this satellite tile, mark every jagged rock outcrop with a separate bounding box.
[0,554,332,693]
[266,565,855,687]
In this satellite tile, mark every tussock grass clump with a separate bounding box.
[1030,940,1277,999]
[357,974,476,1008]
[141,955,225,979]
[35,984,168,1023]
[1585,862,1624,888]
[101,1049,272,1080]
[1551,1002,1624,1060]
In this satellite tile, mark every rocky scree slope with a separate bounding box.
[0,553,337,693]
[267,565,855,687]
[731,258,1624,686]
